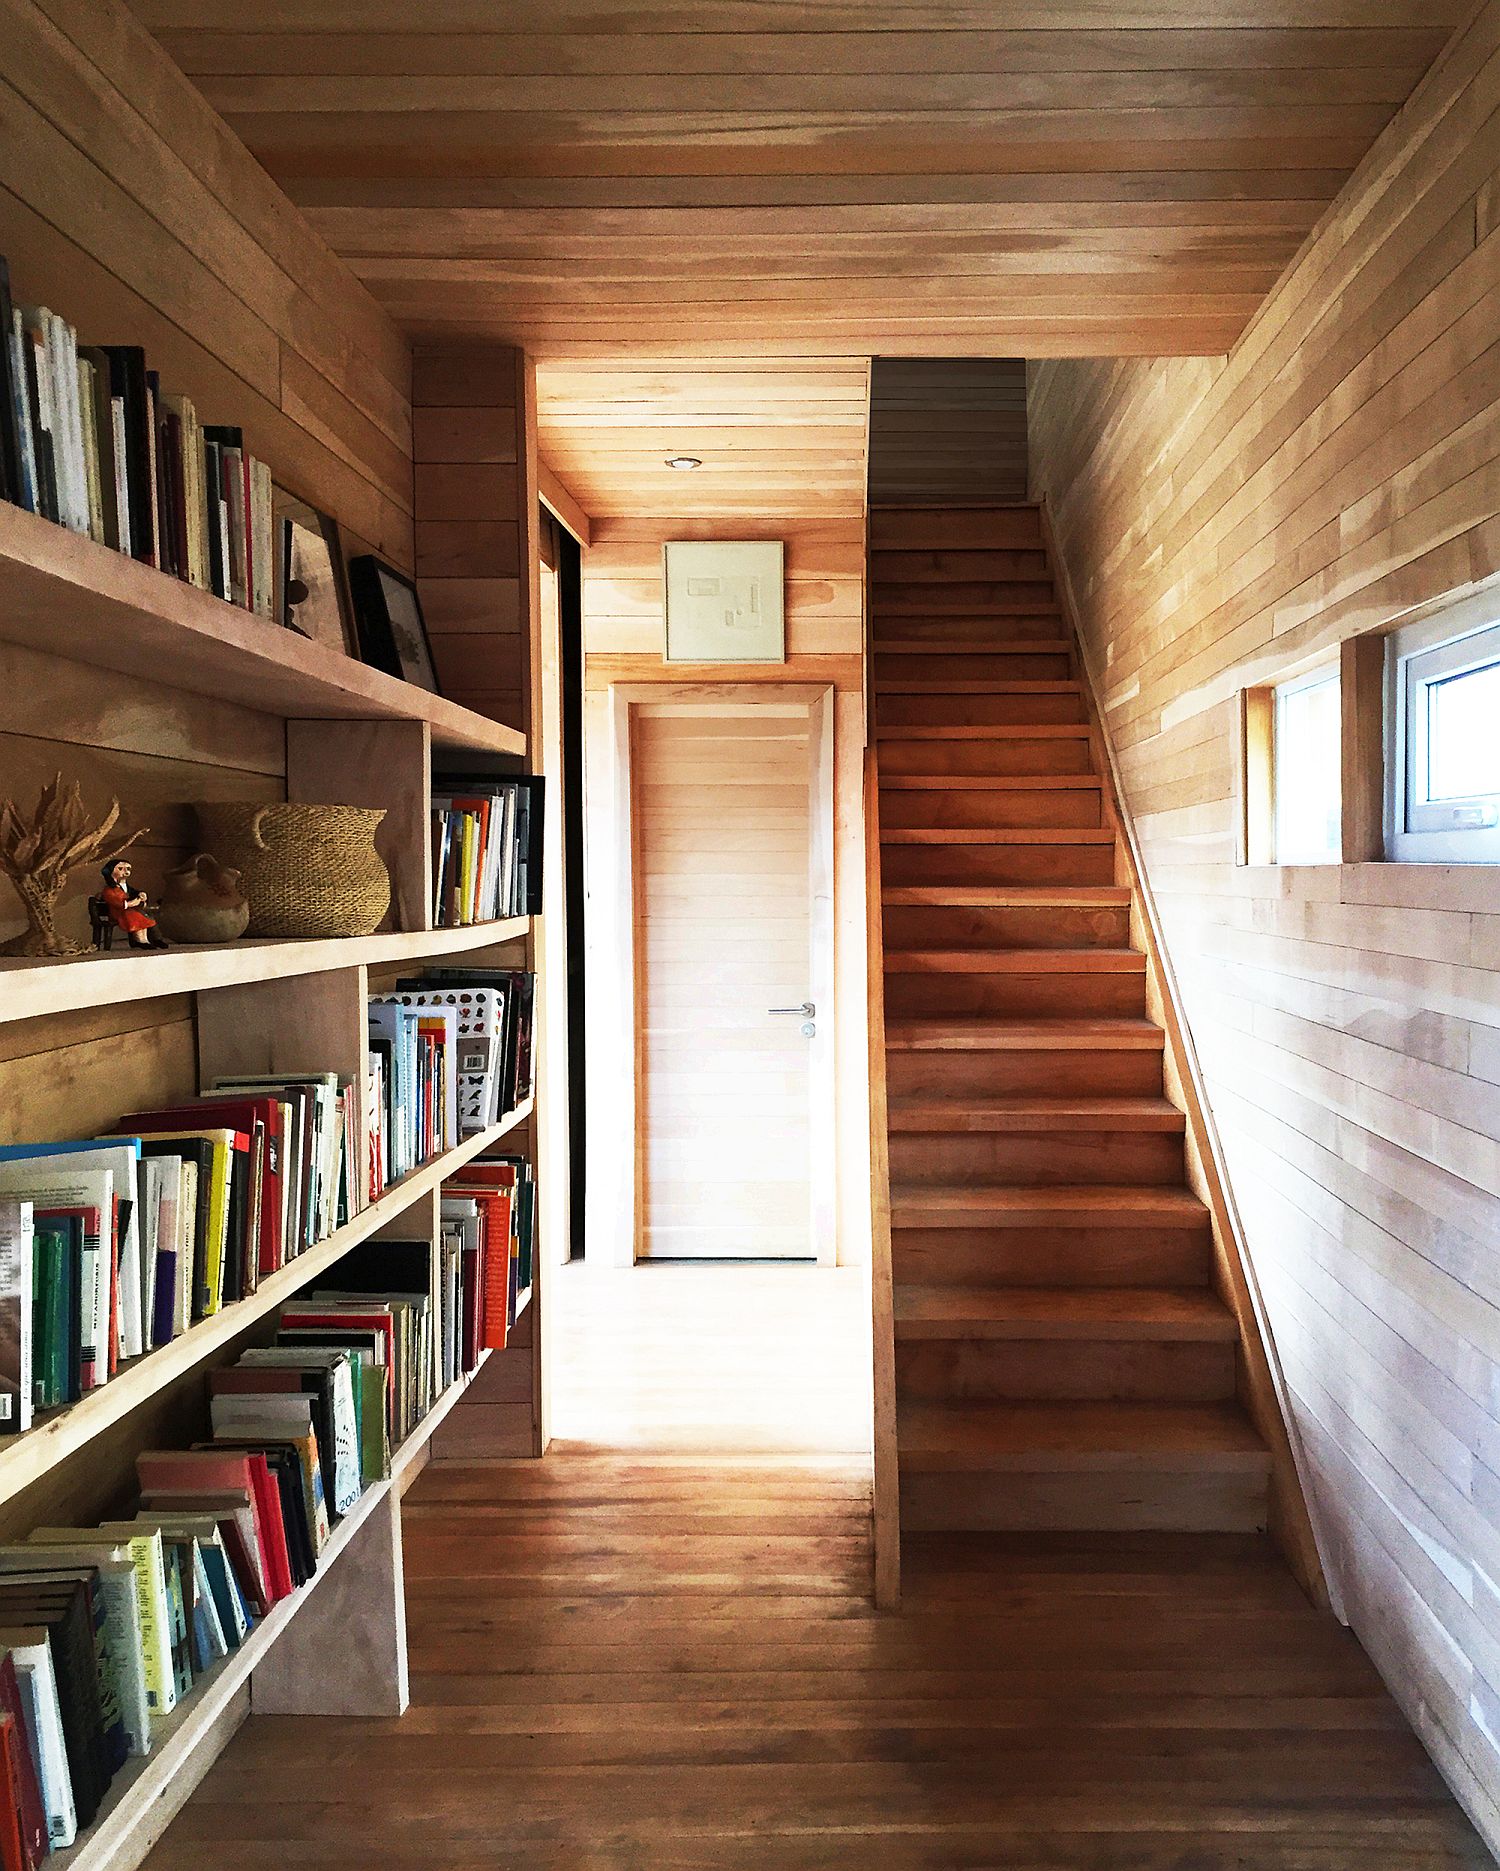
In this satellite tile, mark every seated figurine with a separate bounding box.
[99,857,169,950]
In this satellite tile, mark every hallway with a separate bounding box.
[139,1262,1486,1869]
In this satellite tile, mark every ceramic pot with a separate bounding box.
[193,802,390,939]
[156,852,250,944]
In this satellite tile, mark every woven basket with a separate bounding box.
[194,802,391,939]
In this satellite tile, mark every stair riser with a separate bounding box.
[874,651,1072,684]
[899,1470,1268,1533]
[888,1129,1185,1186]
[875,583,1058,616]
[892,1226,1211,1288]
[881,845,1118,887]
[869,512,1043,552]
[878,694,1087,731]
[895,1338,1237,1404]
[883,973,1146,1020]
[879,737,1095,778]
[871,548,1050,582]
[873,616,1068,647]
[881,904,1128,948]
[880,789,1102,831]
[887,1050,1165,1100]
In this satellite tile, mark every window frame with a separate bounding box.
[1271,662,1342,867]
[1387,594,1500,865]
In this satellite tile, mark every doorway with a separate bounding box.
[605,685,837,1265]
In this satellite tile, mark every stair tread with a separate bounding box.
[887,1096,1185,1132]
[894,1285,1237,1341]
[875,680,1081,695]
[897,1398,1269,1468]
[885,948,1143,974]
[876,640,1072,655]
[882,827,1115,845]
[886,1017,1165,1051]
[883,885,1129,906]
[879,775,1101,791]
[890,1185,1209,1223]
[877,724,1090,741]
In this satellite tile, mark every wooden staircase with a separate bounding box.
[870,505,1273,1536]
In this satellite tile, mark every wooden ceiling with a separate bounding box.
[126,1,1462,519]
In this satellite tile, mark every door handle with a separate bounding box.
[768,1002,815,1017]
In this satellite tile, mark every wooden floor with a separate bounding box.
[142,1262,1487,1869]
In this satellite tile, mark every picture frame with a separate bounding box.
[348,554,442,695]
[272,485,358,657]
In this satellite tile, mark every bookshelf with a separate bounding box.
[0,8,557,1856]
[0,1102,532,1517]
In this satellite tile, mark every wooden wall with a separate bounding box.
[868,359,1027,507]
[1029,2,1500,1849]
[580,516,872,1268]
[0,0,414,953]
[411,341,546,1459]
[412,342,529,734]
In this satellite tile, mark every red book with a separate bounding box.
[135,1448,292,1605]
[0,1713,26,1871]
[448,1176,517,1350]
[0,1656,47,1870]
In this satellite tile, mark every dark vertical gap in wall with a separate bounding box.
[559,527,587,1257]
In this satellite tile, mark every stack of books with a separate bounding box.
[441,1156,535,1360]
[0,255,275,614]
[0,1079,361,1433]
[381,969,537,1147]
[0,1344,387,1859]
[430,775,544,927]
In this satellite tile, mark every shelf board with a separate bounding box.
[47,1470,394,1871]
[0,1098,534,1516]
[0,501,523,756]
[390,1347,492,1496]
[0,916,530,1026]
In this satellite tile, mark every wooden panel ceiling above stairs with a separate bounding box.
[127,2,1460,368]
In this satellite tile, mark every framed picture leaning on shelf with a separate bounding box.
[274,485,358,656]
[348,554,441,694]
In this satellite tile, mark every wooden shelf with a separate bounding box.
[46,1471,395,1871]
[0,917,530,1026]
[0,501,522,756]
[0,1099,534,1517]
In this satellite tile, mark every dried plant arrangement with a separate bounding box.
[0,774,145,957]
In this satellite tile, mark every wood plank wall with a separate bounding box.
[867,359,1027,507]
[413,342,529,734]
[411,342,543,1458]
[1028,2,1500,1849]
[580,517,873,1270]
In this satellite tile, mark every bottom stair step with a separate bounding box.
[897,1399,1270,1533]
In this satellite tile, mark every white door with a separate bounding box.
[633,696,833,1261]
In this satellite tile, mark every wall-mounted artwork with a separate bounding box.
[663,540,785,663]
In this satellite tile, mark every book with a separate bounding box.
[0,1549,148,1760]
[28,1526,175,1724]
[0,260,23,509]
[0,1204,30,1436]
[0,1651,49,1869]
[3,1634,75,1850]
[100,346,153,566]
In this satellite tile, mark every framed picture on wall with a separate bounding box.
[348,554,442,695]
[272,485,358,656]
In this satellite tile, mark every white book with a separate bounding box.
[55,314,87,534]
[6,1641,76,1848]
[110,394,131,555]
[18,1142,146,1361]
[0,1161,113,1391]
[0,1199,32,1433]
[75,355,104,544]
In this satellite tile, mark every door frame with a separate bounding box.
[602,681,837,1267]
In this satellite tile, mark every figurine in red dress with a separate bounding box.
[100,857,169,949]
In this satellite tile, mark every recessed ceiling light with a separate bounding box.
[665,455,702,470]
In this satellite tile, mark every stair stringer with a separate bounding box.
[1039,497,1336,1617]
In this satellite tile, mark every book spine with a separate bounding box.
[5,312,37,515]
[126,1536,176,1716]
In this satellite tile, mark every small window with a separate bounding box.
[1273,667,1341,865]
[1390,608,1500,862]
